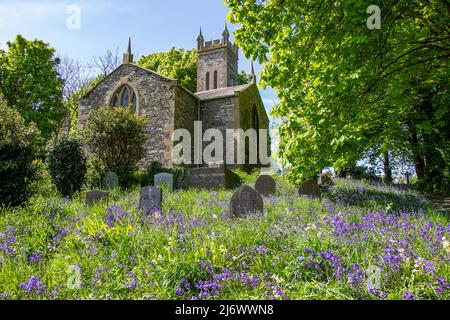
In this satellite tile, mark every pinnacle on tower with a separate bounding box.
[197,27,204,50]
[249,61,256,83]
[123,37,134,64]
[222,21,230,45]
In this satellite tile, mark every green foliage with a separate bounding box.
[0,100,40,207]
[0,35,66,142]
[84,156,107,189]
[0,178,448,300]
[137,161,187,187]
[80,106,149,187]
[46,139,87,196]
[238,70,250,85]
[227,0,450,192]
[232,168,261,184]
[65,75,106,138]
[137,48,197,92]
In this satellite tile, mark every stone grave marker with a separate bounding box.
[86,190,109,206]
[229,185,264,217]
[254,175,276,196]
[298,180,321,198]
[154,173,174,191]
[319,173,333,186]
[103,171,119,190]
[139,187,162,212]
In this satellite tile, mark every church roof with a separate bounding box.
[195,83,254,101]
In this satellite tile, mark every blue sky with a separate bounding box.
[0,0,279,112]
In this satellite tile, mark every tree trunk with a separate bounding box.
[408,122,425,180]
[383,152,392,183]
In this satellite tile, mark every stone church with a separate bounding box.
[79,25,269,188]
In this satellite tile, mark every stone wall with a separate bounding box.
[237,84,271,167]
[199,96,237,165]
[78,63,178,168]
[197,46,238,92]
[174,87,199,165]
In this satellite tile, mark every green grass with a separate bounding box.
[0,178,448,300]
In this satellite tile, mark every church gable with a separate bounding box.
[78,63,191,167]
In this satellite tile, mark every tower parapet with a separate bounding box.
[196,24,239,92]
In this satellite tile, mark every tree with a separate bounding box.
[238,70,250,85]
[227,0,450,192]
[0,98,40,206]
[46,138,87,196]
[91,48,121,77]
[138,47,197,92]
[0,35,66,142]
[80,106,149,186]
[56,54,93,136]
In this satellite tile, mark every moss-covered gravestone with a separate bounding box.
[103,171,119,190]
[254,175,276,196]
[230,185,264,217]
[86,190,109,206]
[298,180,321,198]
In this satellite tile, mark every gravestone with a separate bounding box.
[298,180,321,198]
[139,187,162,212]
[254,175,276,196]
[154,173,174,191]
[86,190,109,206]
[103,171,119,190]
[319,173,333,186]
[229,185,264,217]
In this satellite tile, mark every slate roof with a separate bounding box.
[195,83,254,101]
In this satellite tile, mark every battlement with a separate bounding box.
[196,24,240,92]
[201,39,239,56]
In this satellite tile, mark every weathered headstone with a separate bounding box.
[319,173,333,187]
[254,175,276,196]
[86,190,109,206]
[298,180,321,198]
[139,187,162,212]
[154,173,174,191]
[103,171,119,190]
[229,186,264,217]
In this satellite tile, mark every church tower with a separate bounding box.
[196,23,239,92]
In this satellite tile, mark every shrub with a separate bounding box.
[46,138,87,196]
[80,106,148,187]
[0,100,40,206]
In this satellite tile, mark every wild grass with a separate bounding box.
[0,178,448,300]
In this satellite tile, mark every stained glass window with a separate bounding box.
[111,85,138,113]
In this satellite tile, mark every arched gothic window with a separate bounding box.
[111,85,137,113]
[205,72,210,91]
[213,70,218,89]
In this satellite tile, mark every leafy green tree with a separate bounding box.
[0,35,66,142]
[0,98,40,206]
[80,106,149,186]
[238,70,250,85]
[138,47,197,92]
[227,0,450,192]
[46,139,87,196]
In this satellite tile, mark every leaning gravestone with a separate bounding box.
[230,185,264,217]
[298,180,321,198]
[86,190,109,206]
[254,175,276,196]
[154,173,174,191]
[139,187,162,212]
[103,171,119,190]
